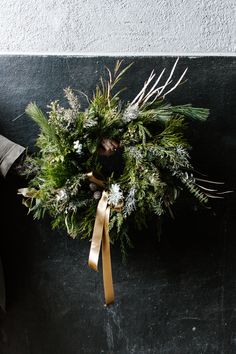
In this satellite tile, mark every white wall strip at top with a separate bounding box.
[0,52,235,57]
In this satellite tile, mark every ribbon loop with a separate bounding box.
[86,172,105,188]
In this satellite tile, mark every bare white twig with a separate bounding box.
[205,193,224,199]
[162,67,188,99]
[131,70,155,106]
[195,178,225,184]
[157,58,180,97]
[142,68,166,104]
[196,184,218,192]
[129,57,188,109]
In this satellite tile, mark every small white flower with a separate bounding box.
[73,140,83,155]
[56,189,67,202]
[108,184,123,207]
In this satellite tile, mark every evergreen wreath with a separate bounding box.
[19,59,223,256]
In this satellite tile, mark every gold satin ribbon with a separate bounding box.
[87,172,105,188]
[87,174,115,305]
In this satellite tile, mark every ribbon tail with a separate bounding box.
[102,206,115,305]
[88,191,108,271]
[88,191,115,305]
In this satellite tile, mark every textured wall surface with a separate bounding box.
[0,0,235,54]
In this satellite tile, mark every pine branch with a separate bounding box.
[26,102,57,142]
[170,104,209,121]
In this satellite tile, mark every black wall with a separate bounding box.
[0,55,236,354]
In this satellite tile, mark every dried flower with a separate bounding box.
[73,140,83,155]
[56,189,68,202]
[64,87,80,111]
[122,104,139,123]
[108,184,123,207]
